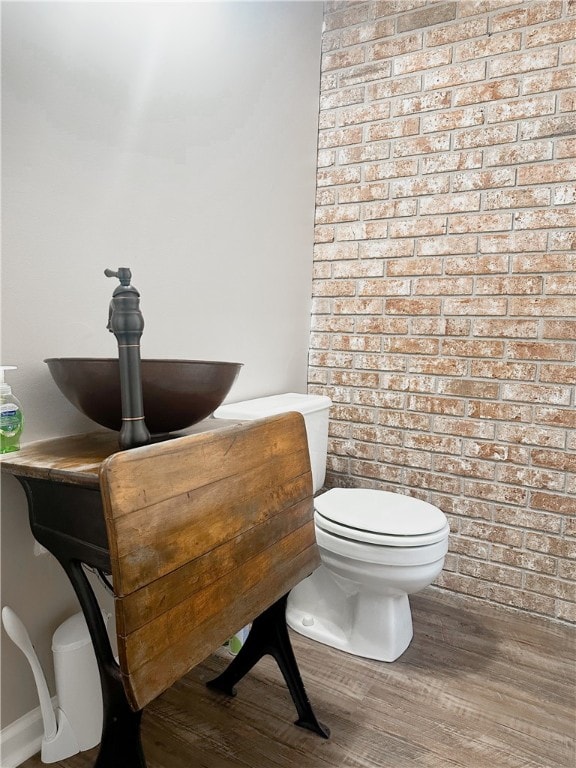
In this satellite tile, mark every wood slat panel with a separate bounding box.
[99,413,318,711]
[0,419,242,487]
[117,497,315,636]
[0,431,121,487]
[120,520,316,670]
[123,543,319,710]
[101,414,309,515]
[113,454,311,595]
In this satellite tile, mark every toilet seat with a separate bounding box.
[315,488,449,547]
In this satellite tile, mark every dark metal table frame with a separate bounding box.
[16,474,328,768]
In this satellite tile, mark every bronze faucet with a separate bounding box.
[105,268,150,450]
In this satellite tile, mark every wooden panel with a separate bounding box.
[124,541,317,709]
[112,452,311,595]
[0,419,241,488]
[0,431,120,487]
[99,413,319,711]
[116,496,314,635]
[101,415,309,516]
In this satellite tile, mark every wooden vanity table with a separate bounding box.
[1,414,328,767]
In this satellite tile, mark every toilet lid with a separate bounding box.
[315,488,448,540]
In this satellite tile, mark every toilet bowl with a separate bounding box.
[214,393,449,662]
[289,488,449,661]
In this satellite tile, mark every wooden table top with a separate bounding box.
[97,412,317,709]
[0,419,242,489]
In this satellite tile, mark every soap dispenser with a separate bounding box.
[0,365,23,453]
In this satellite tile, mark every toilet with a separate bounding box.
[214,393,449,662]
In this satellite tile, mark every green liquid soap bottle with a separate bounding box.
[0,366,24,454]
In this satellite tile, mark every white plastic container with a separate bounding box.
[52,612,104,752]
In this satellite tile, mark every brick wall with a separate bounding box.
[309,0,575,623]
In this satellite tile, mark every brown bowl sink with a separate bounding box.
[45,358,242,435]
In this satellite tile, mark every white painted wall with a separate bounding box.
[1,1,323,731]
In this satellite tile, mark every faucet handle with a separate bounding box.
[105,267,132,286]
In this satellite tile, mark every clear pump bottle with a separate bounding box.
[0,366,24,454]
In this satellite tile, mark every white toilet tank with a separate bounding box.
[213,393,331,493]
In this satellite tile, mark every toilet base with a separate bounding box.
[286,566,414,662]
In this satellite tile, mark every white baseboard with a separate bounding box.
[0,697,56,768]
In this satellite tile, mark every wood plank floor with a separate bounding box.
[21,590,575,768]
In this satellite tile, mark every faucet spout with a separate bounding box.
[105,268,150,450]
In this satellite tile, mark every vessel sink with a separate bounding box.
[45,358,242,435]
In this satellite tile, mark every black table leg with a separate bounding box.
[58,558,147,768]
[206,593,329,738]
